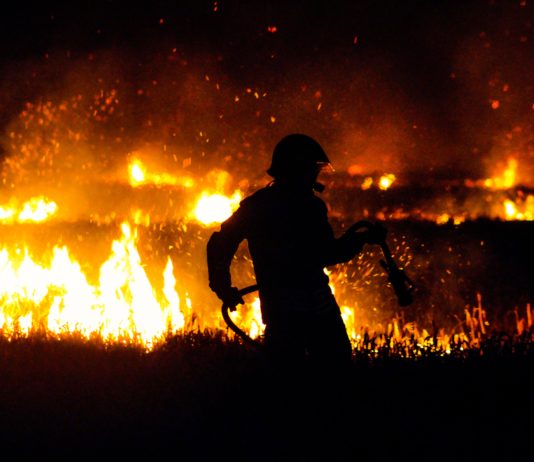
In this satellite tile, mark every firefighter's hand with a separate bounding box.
[219,287,245,311]
[365,222,388,245]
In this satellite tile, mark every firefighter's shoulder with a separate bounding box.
[238,185,273,208]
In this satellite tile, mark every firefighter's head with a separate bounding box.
[267,134,332,190]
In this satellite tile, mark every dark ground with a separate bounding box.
[0,333,531,461]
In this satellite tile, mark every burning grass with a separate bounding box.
[0,218,531,354]
[0,213,530,458]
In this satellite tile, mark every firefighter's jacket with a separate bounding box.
[207,182,364,323]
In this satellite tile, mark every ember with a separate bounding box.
[0,0,530,357]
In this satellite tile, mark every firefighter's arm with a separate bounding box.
[325,221,388,265]
[206,208,247,309]
[315,202,362,265]
[319,202,387,265]
[324,228,367,265]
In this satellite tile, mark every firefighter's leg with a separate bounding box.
[263,319,306,367]
[303,309,358,458]
[306,307,353,367]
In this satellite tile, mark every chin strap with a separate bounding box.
[313,181,325,193]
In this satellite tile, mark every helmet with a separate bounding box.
[267,134,331,178]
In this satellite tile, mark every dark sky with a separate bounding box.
[0,0,532,184]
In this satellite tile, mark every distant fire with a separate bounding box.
[486,158,517,190]
[0,196,58,223]
[356,173,396,191]
[378,173,396,190]
[128,157,194,188]
[503,195,534,221]
[193,191,242,225]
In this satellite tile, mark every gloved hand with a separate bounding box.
[218,286,245,311]
[365,222,388,245]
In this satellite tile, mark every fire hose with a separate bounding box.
[221,284,261,348]
[221,220,415,346]
[346,220,415,307]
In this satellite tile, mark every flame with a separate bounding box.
[0,63,530,357]
[229,296,265,340]
[359,174,396,191]
[0,215,529,354]
[0,222,185,349]
[128,157,194,188]
[431,213,466,225]
[485,158,517,189]
[193,191,242,225]
[481,158,518,190]
[361,176,373,190]
[129,159,146,185]
[503,195,534,221]
[0,196,58,223]
[378,173,396,190]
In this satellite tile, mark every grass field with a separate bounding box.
[0,330,531,460]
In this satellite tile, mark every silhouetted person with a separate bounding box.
[207,134,386,374]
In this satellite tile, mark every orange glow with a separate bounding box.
[378,173,396,190]
[229,296,265,340]
[128,157,194,188]
[0,196,58,223]
[193,191,242,226]
[482,158,518,190]
[503,195,534,221]
[0,94,529,354]
[361,177,373,190]
[347,164,363,176]
[0,222,186,349]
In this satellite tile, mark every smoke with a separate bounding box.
[0,0,532,195]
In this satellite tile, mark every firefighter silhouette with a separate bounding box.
[207,134,386,367]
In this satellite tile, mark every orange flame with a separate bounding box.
[0,222,186,349]
[484,158,518,190]
[378,173,396,190]
[0,196,58,223]
[128,157,194,188]
[192,192,242,226]
[503,195,534,221]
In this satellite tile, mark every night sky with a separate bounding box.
[0,0,532,185]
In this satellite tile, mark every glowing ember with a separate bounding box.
[0,196,58,223]
[193,192,242,225]
[378,173,396,190]
[361,176,373,190]
[434,213,466,225]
